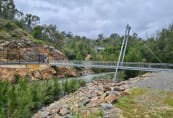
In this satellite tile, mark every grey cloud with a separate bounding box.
[14,0,173,39]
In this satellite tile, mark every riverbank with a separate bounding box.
[32,79,128,118]
[33,72,173,118]
[32,72,145,118]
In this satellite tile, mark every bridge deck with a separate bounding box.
[50,61,173,72]
[0,60,173,72]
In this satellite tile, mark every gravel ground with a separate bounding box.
[133,71,173,91]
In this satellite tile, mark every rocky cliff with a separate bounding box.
[0,19,79,81]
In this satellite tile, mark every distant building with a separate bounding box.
[95,46,105,52]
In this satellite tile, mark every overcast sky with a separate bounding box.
[14,0,173,39]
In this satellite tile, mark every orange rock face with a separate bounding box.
[0,68,16,82]
[0,43,79,81]
[0,66,79,82]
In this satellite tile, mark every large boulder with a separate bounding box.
[105,94,118,104]
[58,107,70,116]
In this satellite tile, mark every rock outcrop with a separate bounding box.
[0,28,80,81]
[0,40,66,62]
[0,66,79,82]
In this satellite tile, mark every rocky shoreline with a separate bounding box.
[32,73,154,118]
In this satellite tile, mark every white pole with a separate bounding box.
[113,25,129,82]
[121,25,131,65]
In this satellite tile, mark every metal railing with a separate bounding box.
[0,51,49,64]
[0,58,173,72]
[50,60,173,72]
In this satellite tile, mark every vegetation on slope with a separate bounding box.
[1,0,173,79]
[0,77,86,118]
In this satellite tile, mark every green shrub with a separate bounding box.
[15,21,25,29]
[0,78,86,118]
[4,22,16,30]
[11,33,20,38]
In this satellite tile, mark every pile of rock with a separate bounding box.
[33,80,130,118]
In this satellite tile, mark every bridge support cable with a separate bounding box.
[144,44,162,63]
[113,24,131,82]
[136,32,162,64]
[121,26,131,64]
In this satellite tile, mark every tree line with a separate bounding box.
[1,0,173,78]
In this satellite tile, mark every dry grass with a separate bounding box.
[115,88,173,118]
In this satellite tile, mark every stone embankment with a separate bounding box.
[33,73,155,118]
[33,80,130,118]
[33,80,124,118]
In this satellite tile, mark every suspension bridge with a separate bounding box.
[0,60,173,72]
[50,60,173,72]
[0,25,173,81]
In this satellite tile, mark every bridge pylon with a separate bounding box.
[113,24,131,82]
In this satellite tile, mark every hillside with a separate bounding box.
[0,19,65,61]
[0,18,79,82]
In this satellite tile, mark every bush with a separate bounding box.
[15,21,25,29]
[4,22,16,31]
[0,78,86,118]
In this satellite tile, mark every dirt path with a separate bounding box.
[132,71,173,91]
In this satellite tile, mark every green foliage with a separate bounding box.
[1,0,173,81]
[14,20,25,28]
[24,14,40,30]
[32,24,65,50]
[0,78,86,118]
[62,79,86,94]
[4,22,16,30]
[0,0,16,20]
[92,73,114,80]
[72,108,104,118]
[144,26,173,63]
[32,25,43,40]
[64,37,97,60]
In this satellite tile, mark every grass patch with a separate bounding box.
[115,88,173,118]
[72,108,104,118]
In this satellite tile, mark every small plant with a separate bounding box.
[79,79,86,87]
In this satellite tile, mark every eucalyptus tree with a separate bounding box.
[0,0,17,20]
[24,14,40,31]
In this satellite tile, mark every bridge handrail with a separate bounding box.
[50,60,173,69]
[1,60,173,70]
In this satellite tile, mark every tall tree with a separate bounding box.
[1,0,16,19]
[110,33,119,39]
[37,24,64,49]
[15,10,24,20]
[0,0,2,17]
[7,0,16,19]
[98,33,104,40]
[24,14,40,30]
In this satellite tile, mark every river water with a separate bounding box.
[66,72,114,82]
